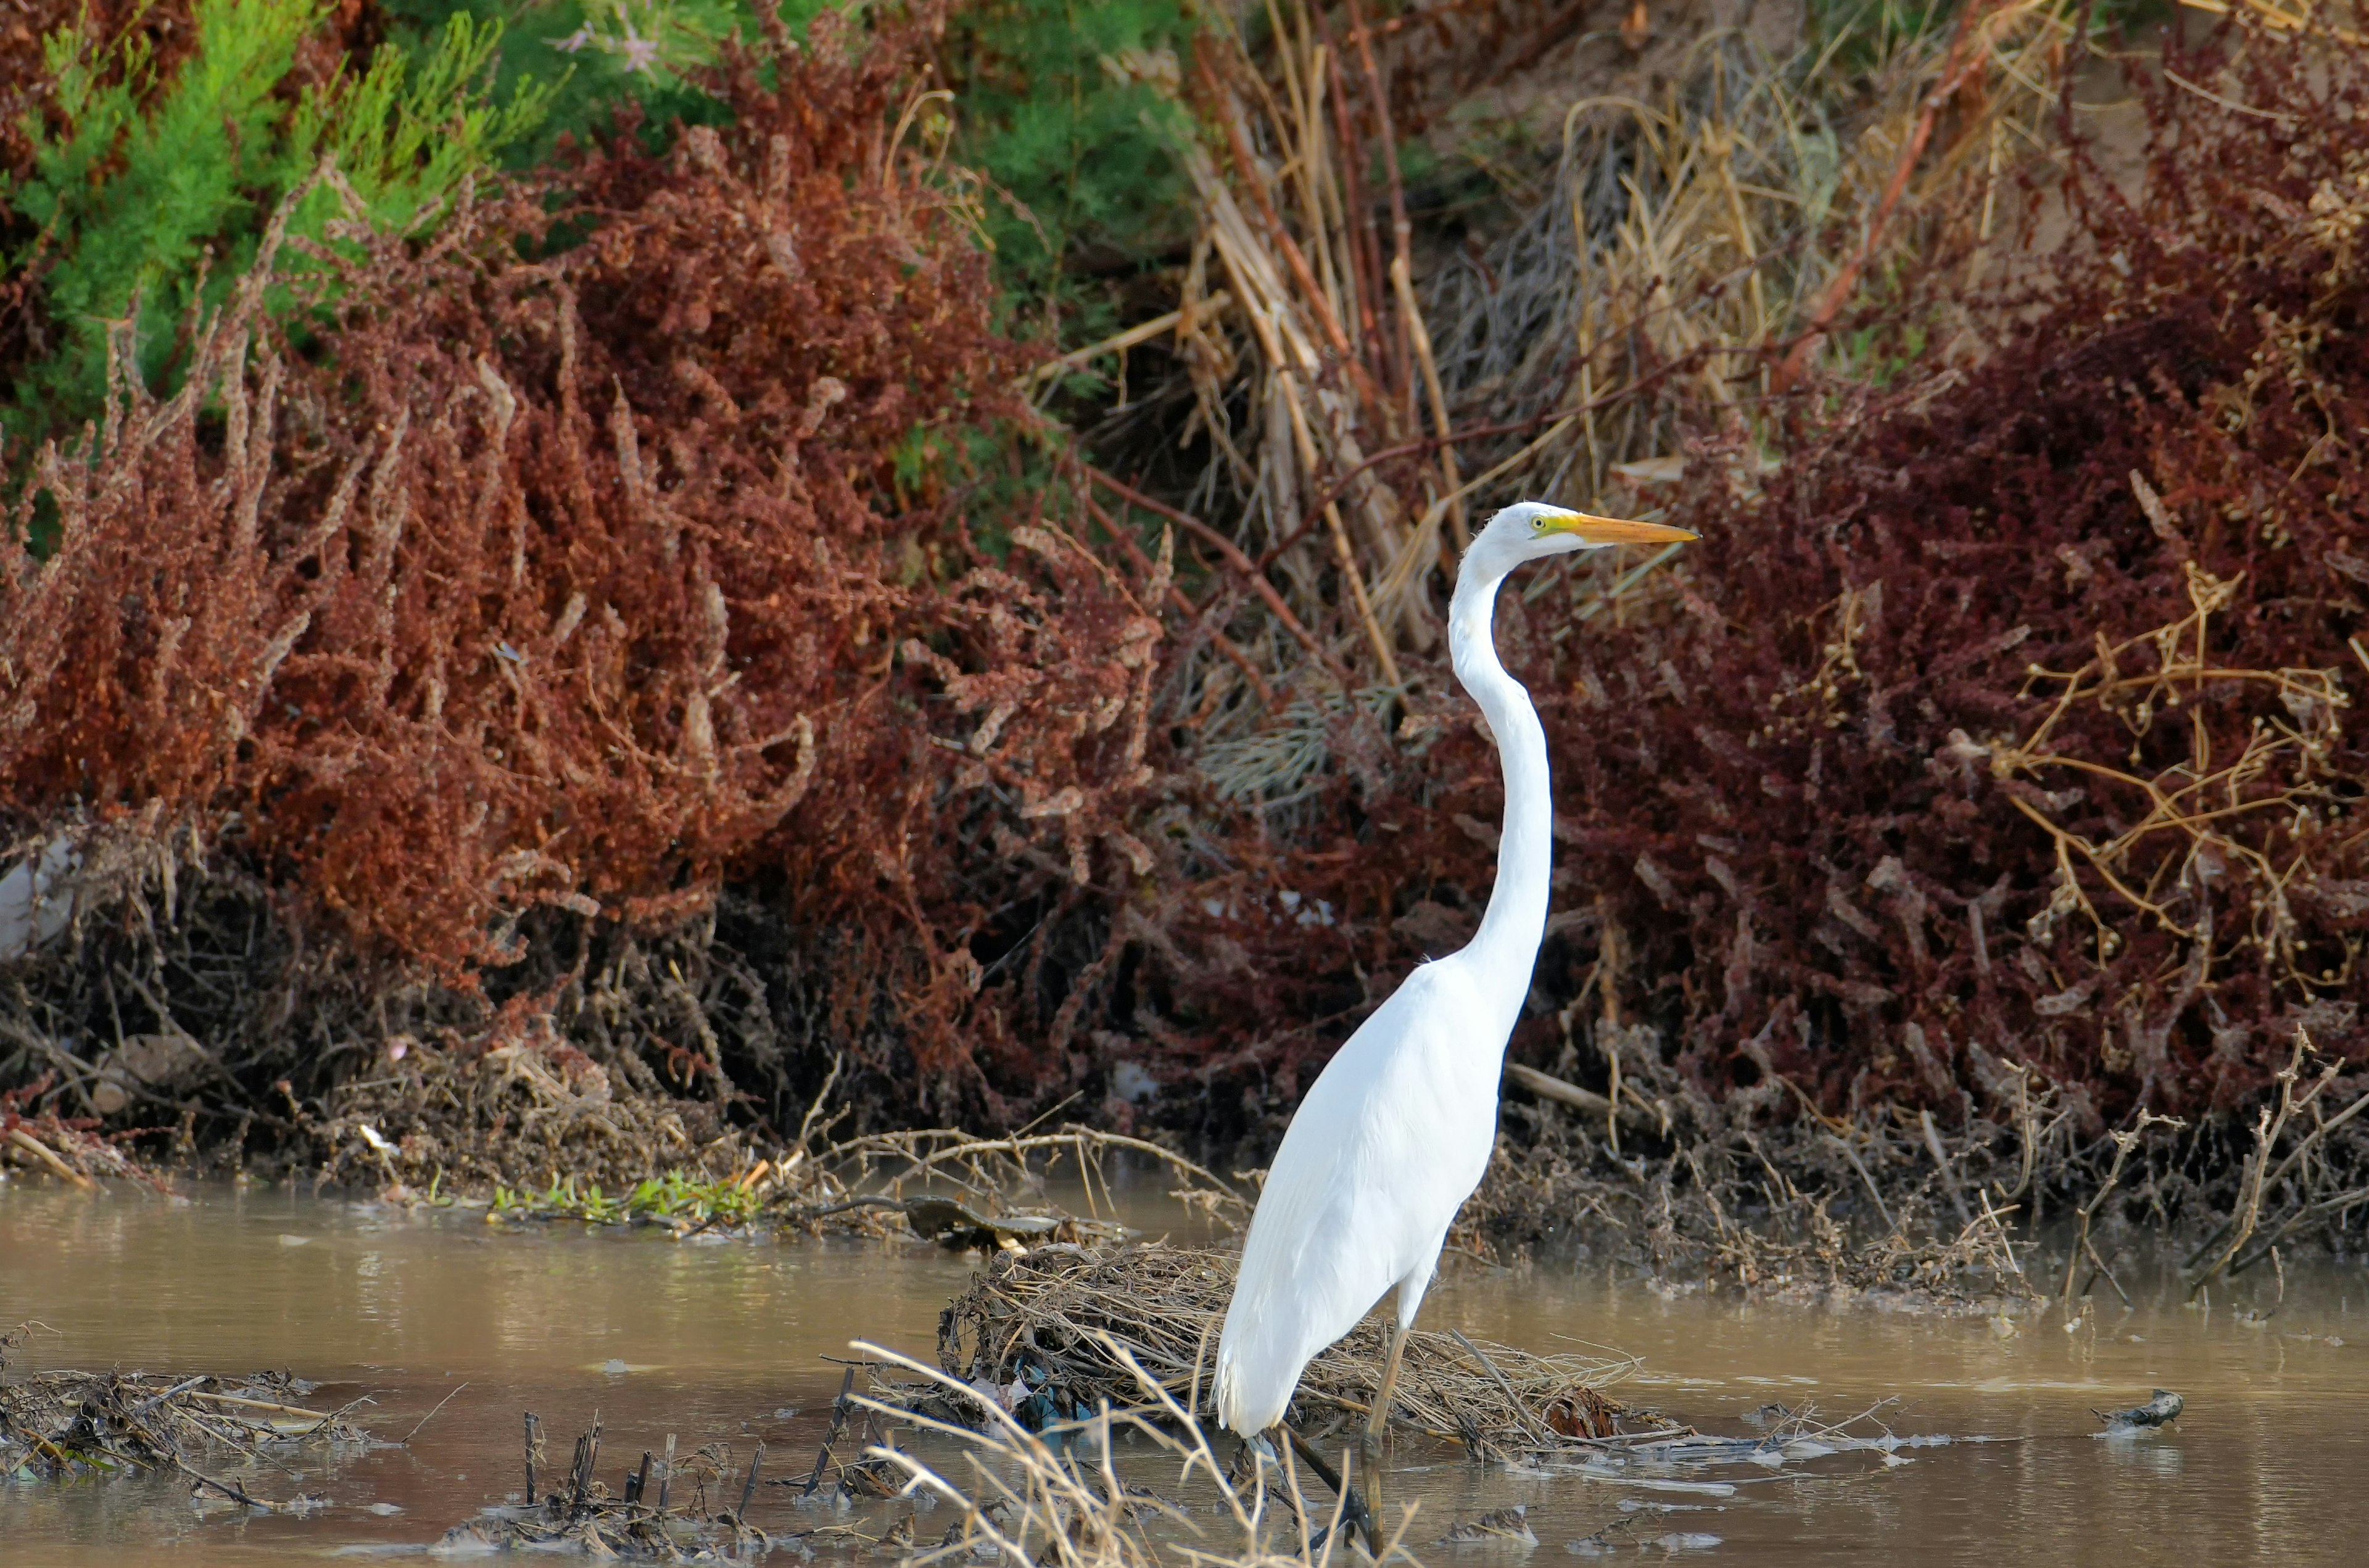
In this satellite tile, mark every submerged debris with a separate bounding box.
[447,1113,1239,1253]
[0,1352,365,1506]
[1437,1506,1537,1546]
[936,1243,1650,1455]
[435,1414,776,1559]
[2094,1390,2185,1434]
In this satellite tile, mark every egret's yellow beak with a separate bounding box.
[1537,511,1700,546]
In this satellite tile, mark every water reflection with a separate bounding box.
[2098,1434,2185,1477]
[2,1178,2364,1564]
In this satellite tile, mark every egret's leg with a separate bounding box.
[1360,1266,1437,1555]
[1362,1318,1407,1461]
[1280,1426,1380,1557]
[1346,1316,1407,1558]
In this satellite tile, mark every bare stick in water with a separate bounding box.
[401,1381,468,1445]
[804,1366,856,1496]
[737,1440,766,1517]
[629,1451,652,1506]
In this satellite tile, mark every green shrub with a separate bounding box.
[929,0,1195,299]
[418,0,1202,326]
[381,0,744,162]
[4,0,549,440]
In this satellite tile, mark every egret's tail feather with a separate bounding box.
[1214,1314,1308,1437]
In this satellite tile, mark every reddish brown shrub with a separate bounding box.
[1550,31,2368,1123]
[1116,28,2368,1146]
[0,9,1163,1112]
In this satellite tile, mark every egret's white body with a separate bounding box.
[1215,501,1695,1442]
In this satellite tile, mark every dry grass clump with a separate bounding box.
[1083,1,2075,703]
[856,1335,1434,1568]
[1471,1083,2044,1303]
[1424,1,2077,499]
[316,1020,749,1197]
[306,1034,1248,1237]
[936,1242,1642,1453]
[850,1330,1954,1568]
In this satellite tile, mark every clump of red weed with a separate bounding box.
[0,7,1163,1114]
[1123,27,2368,1146]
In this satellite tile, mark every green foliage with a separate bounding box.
[488,1171,773,1230]
[380,0,745,162]
[12,0,315,409]
[401,1,1204,339]
[291,10,555,231]
[2,0,1204,456]
[936,0,1196,295]
[5,0,548,439]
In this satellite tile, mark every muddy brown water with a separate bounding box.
[3,1176,2365,1564]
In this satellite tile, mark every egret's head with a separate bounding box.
[1471,500,1698,570]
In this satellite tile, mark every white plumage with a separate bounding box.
[1214,500,1697,1442]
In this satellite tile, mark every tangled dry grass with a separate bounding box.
[841,1322,1993,1568]
[936,1242,1643,1455]
[854,1334,1447,1568]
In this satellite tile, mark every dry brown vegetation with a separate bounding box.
[938,1242,1644,1456]
[0,4,2363,1257]
[1,8,1170,1134]
[0,1341,368,1505]
[1073,12,2369,1207]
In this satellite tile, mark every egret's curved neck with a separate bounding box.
[1448,553,1553,988]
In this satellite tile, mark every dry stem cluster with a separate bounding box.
[936,1242,1640,1455]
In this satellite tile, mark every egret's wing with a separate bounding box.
[1214,960,1499,1434]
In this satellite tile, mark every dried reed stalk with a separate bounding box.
[2178,0,2366,46]
[1429,2,2078,503]
[1121,4,2080,809]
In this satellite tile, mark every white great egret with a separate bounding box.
[1215,500,1698,1457]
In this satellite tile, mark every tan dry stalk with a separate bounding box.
[1125,6,2085,808]
[2059,1110,2185,1310]
[2177,0,2366,46]
[2186,1028,2342,1298]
